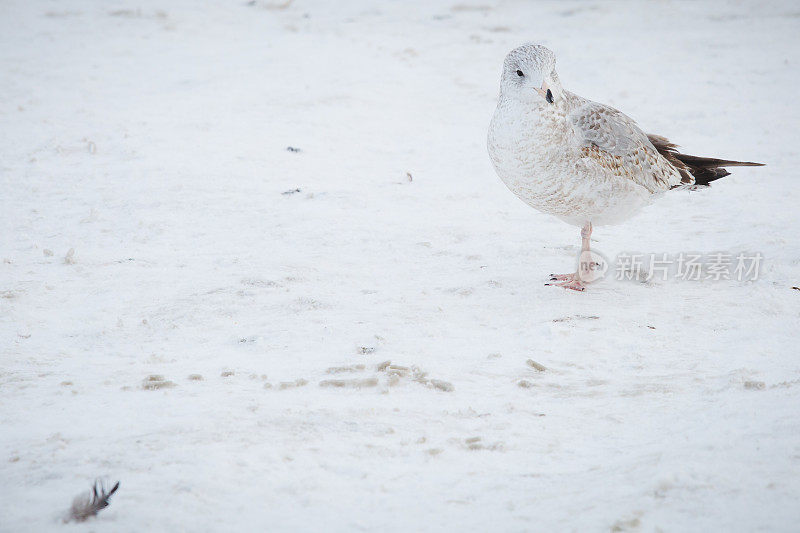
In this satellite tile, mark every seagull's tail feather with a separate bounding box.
[647,134,764,187]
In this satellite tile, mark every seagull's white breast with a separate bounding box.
[487,96,652,227]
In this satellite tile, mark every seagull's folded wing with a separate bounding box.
[568,102,686,192]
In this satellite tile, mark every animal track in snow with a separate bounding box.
[141,375,176,390]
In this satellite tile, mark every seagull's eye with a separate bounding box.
[546,89,554,104]
[516,70,524,77]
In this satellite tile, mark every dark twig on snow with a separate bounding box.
[67,479,120,522]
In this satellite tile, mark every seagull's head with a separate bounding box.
[500,43,562,105]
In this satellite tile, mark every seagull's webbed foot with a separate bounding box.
[544,222,594,293]
[545,273,586,292]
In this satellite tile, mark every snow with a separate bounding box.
[1,0,799,530]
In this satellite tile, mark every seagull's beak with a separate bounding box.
[536,80,554,103]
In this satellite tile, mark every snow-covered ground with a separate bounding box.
[2,0,799,530]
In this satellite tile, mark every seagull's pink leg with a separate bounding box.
[546,222,593,292]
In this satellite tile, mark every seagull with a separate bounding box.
[487,43,763,291]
